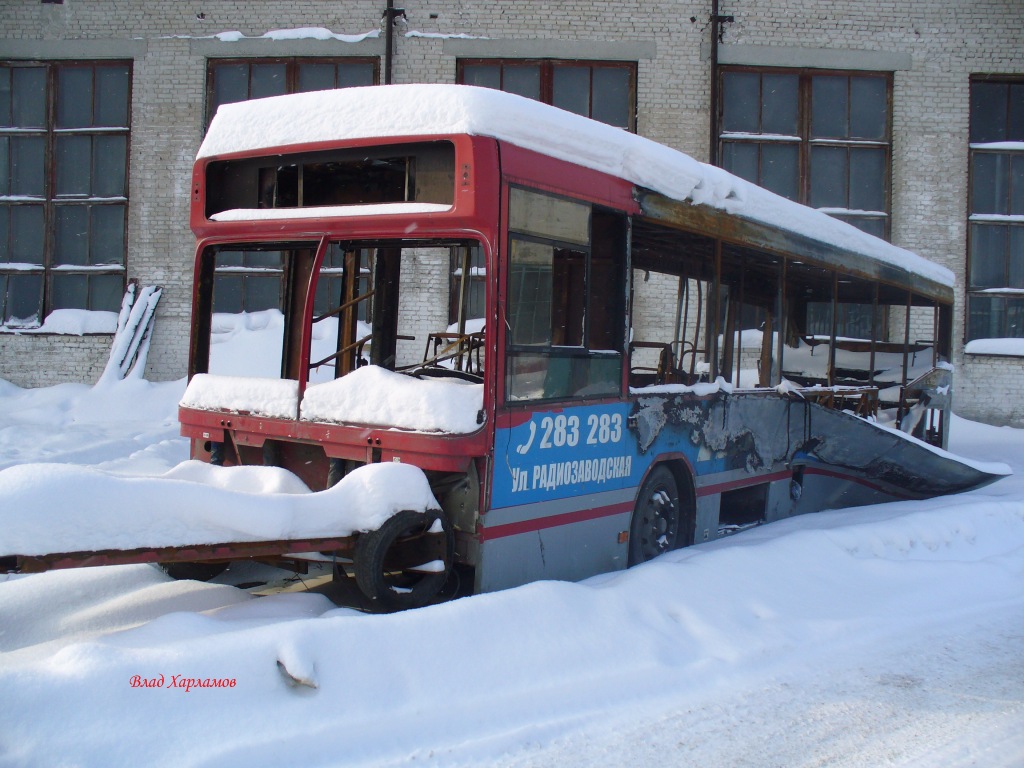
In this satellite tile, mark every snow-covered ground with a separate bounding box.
[1,377,1022,767]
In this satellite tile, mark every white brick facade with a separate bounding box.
[1,1,1021,423]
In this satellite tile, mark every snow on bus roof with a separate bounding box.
[199,84,953,289]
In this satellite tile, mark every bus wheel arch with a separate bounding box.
[627,460,696,567]
[353,508,454,611]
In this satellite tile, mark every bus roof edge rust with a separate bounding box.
[199,83,953,292]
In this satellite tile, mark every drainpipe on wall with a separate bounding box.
[708,1,734,166]
[383,1,406,85]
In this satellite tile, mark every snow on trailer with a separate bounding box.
[2,85,1008,611]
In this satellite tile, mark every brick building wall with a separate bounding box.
[1,0,1021,423]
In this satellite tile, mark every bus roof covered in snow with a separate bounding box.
[199,84,953,303]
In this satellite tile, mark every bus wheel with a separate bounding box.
[628,466,681,566]
[353,509,454,611]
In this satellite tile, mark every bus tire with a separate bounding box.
[628,465,681,567]
[353,509,454,611]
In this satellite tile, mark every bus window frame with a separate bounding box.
[500,185,629,406]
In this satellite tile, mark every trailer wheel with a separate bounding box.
[353,509,454,611]
[628,466,681,566]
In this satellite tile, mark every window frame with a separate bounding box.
[204,56,380,129]
[966,74,1024,343]
[1,60,131,330]
[503,186,628,404]
[456,58,638,132]
[717,65,893,240]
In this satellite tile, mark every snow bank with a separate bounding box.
[0,460,438,556]
[301,365,484,433]
[199,84,953,288]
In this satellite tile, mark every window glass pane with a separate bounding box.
[0,137,7,196]
[12,67,46,128]
[849,146,885,211]
[213,274,243,314]
[58,67,93,128]
[509,188,590,244]
[95,65,129,127]
[1010,83,1024,142]
[56,135,92,196]
[1008,297,1024,338]
[90,205,125,265]
[761,73,798,135]
[0,69,8,126]
[94,135,127,198]
[243,274,282,312]
[213,63,249,115]
[338,62,374,88]
[0,207,8,261]
[11,136,45,197]
[722,71,759,133]
[1009,227,1024,289]
[553,66,590,118]
[1012,155,1024,216]
[844,216,886,239]
[11,205,44,264]
[508,239,553,346]
[971,153,1007,214]
[461,64,500,90]
[95,65,130,126]
[811,75,848,139]
[298,63,335,92]
[90,273,124,312]
[7,272,42,325]
[722,142,758,184]
[968,294,999,339]
[55,205,89,265]
[971,81,1007,143]
[850,77,887,140]
[244,250,282,268]
[314,274,341,315]
[52,272,88,310]
[217,250,243,267]
[591,67,631,129]
[503,65,540,100]
[250,63,287,99]
[970,223,1006,288]
[809,146,847,208]
[761,143,799,200]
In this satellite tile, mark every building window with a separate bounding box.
[1,61,130,329]
[719,67,891,239]
[206,58,378,128]
[457,60,636,131]
[967,77,1024,342]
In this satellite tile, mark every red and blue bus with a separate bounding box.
[177,84,999,609]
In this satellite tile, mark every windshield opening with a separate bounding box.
[189,238,488,431]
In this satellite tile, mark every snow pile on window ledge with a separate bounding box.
[213,27,379,43]
[199,84,953,288]
[0,309,118,335]
[964,338,1024,357]
[0,460,438,556]
[301,365,484,434]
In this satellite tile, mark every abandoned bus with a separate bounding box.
[177,84,1001,609]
